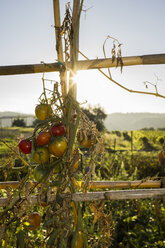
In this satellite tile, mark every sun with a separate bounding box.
[73,70,103,104]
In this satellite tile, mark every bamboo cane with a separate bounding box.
[0,62,65,76]
[0,188,165,206]
[0,180,161,190]
[68,0,81,98]
[86,180,161,189]
[0,54,165,76]
[53,0,67,98]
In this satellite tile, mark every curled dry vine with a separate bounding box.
[78,49,165,100]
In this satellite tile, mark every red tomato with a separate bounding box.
[26,212,41,230]
[50,123,66,136]
[48,137,67,157]
[36,131,51,146]
[35,104,52,121]
[18,139,32,154]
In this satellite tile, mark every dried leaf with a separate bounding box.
[91,203,98,226]
[71,202,78,228]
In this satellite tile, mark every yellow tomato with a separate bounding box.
[32,147,50,164]
[35,104,52,121]
[48,137,67,157]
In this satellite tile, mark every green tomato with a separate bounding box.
[33,165,49,182]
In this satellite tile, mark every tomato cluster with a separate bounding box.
[18,103,95,184]
[18,104,69,182]
[18,123,67,158]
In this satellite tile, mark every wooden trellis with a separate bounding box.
[0,0,165,206]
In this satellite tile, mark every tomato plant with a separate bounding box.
[32,147,50,164]
[50,123,66,136]
[35,104,52,121]
[36,131,51,146]
[18,139,32,154]
[48,137,67,157]
[25,212,41,230]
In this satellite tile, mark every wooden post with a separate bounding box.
[131,130,134,170]
[114,138,116,151]
[53,0,67,98]
[69,0,81,98]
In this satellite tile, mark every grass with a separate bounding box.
[0,127,33,165]
[103,129,165,151]
[0,127,33,139]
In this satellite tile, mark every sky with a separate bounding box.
[0,0,165,115]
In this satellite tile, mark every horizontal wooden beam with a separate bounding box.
[0,188,165,206]
[76,53,165,70]
[72,188,165,202]
[0,54,165,76]
[86,180,161,189]
[0,180,161,190]
[0,62,65,76]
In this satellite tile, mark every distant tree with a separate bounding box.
[82,105,107,132]
[139,136,154,151]
[122,131,131,141]
[12,118,26,127]
[158,127,165,131]
[112,130,121,137]
[141,127,155,131]
[32,118,42,127]
[157,136,164,145]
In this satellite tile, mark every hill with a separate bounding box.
[104,112,165,131]
[1,111,165,131]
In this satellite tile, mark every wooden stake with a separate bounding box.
[53,0,67,98]
[69,0,82,99]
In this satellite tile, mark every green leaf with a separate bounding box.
[16,230,25,248]
[44,216,57,227]
[52,181,62,186]
[56,192,63,207]
[46,229,59,246]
